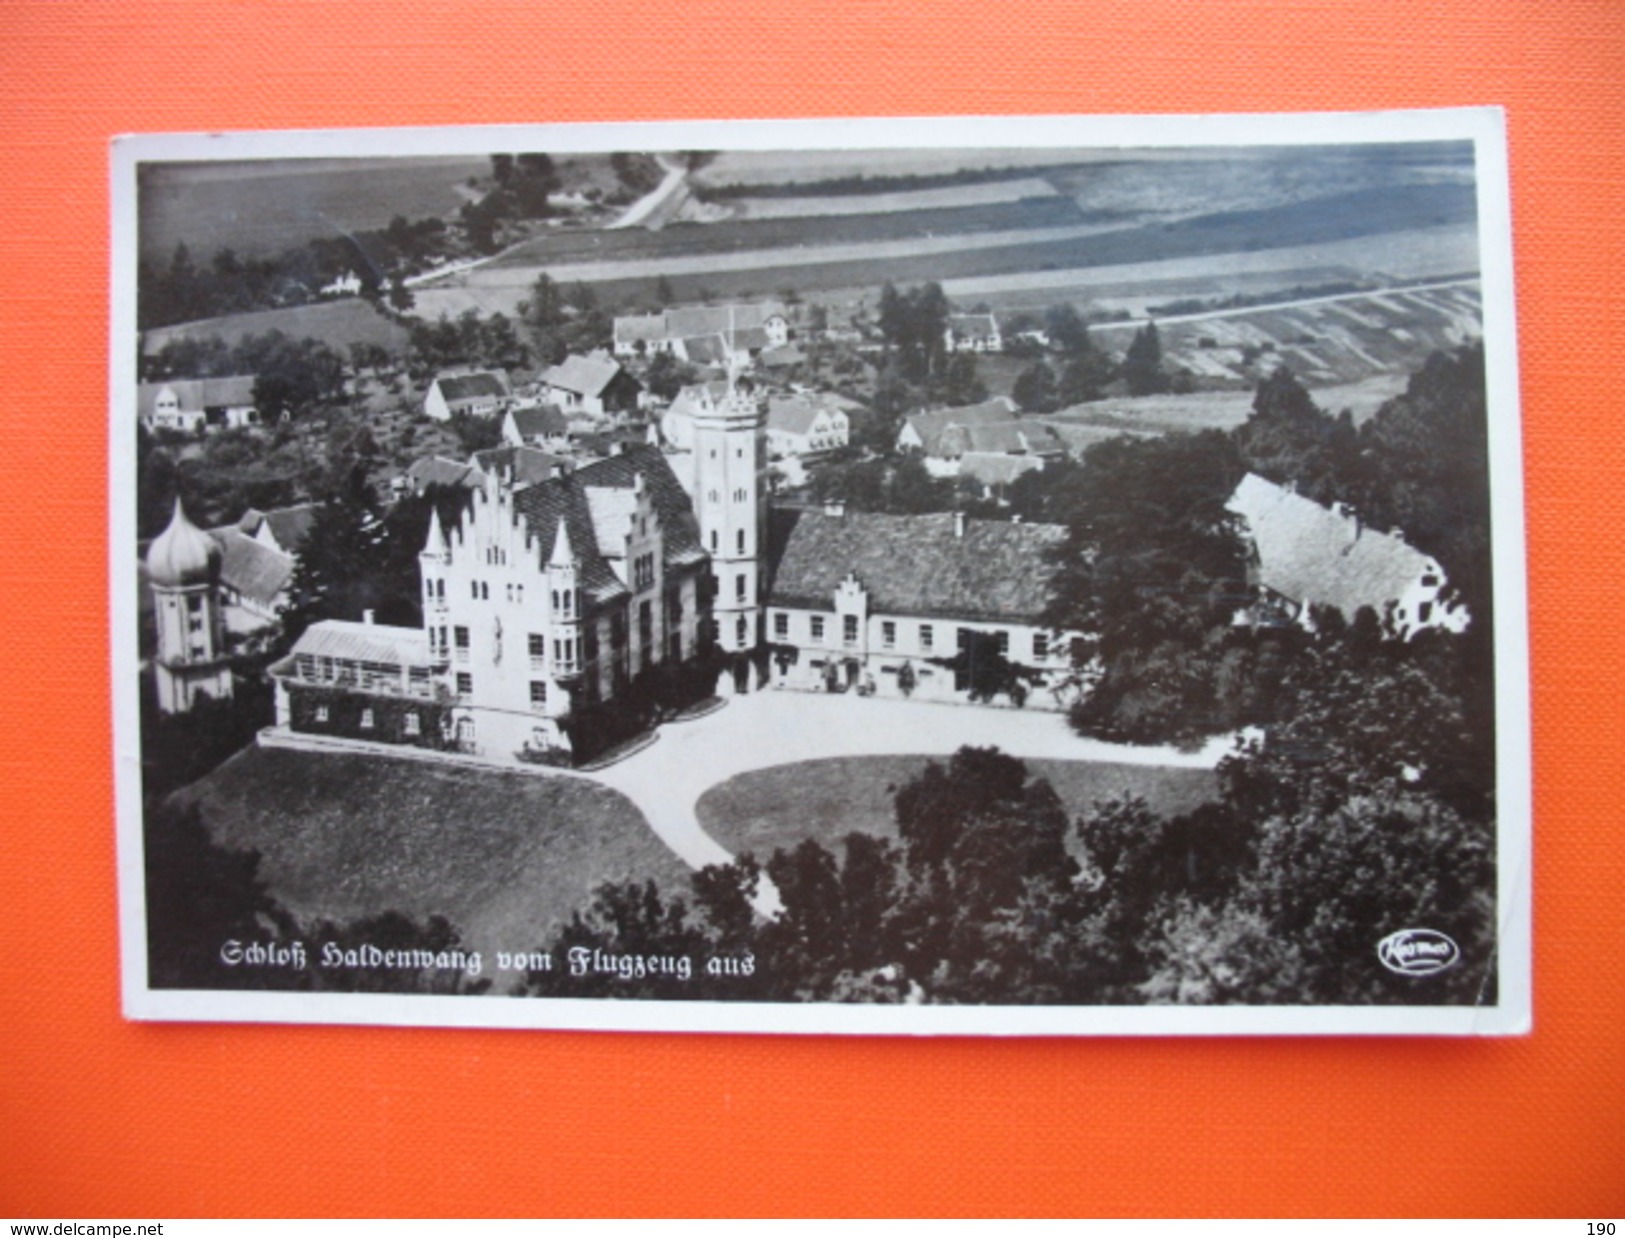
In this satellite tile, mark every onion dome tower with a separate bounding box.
[146,497,233,713]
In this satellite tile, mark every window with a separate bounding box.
[843,614,858,646]
[774,612,788,639]
[1033,632,1049,659]
[472,581,480,600]
[882,621,896,648]
[920,624,934,652]
[456,672,472,695]
[482,582,490,601]
[737,528,745,554]
[996,630,1010,655]
[314,704,329,723]
[454,626,470,662]
[736,573,747,601]
[528,633,545,663]
[529,681,547,712]
[811,615,825,641]
[187,595,202,613]
[710,530,718,552]
[736,616,748,645]
[360,708,374,730]
[403,712,420,736]
[1419,601,1433,622]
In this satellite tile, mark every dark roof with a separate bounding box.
[508,404,568,439]
[472,444,573,487]
[766,394,849,437]
[238,502,318,554]
[408,455,483,490]
[664,302,785,339]
[541,353,630,398]
[768,510,1067,625]
[209,527,294,607]
[432,371,508,404]
[681,335,729,365]
[759,344,806,368]
[505,445,707,608]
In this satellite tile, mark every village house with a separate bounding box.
[897,397,1065,483]
[207,525,297,630]
[763,392,855,459]
[944,312,1003,353]
[501,403,570,451]
[138,376,260,433]
[538,352,642,420]
[612,302,790,367]
[423,370,511,422]
[896,396,1019,454]
[236,502,318,558]
[1226,472,1469,639]
[765,507,1077,709]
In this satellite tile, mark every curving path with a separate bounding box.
[590,689,1232,914]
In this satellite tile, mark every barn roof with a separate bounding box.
[1227,473,1442,621]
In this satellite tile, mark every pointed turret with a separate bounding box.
[422,504,446,555]
[549,518,576,568]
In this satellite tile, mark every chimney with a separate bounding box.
[954,510,967,538]
[362,609,375,625]
[824,501,846,518]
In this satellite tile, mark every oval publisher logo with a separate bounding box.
[1377,928,1461,976]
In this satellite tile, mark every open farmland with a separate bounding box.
[484,194,1089,270]
[140,298,413,356]
[1087,281,1482,387]
[138,156,490,263]
[727,176,1063,220]
[412,181,1478,321]
[177,746,691,958]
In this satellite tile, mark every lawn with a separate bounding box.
[695,755,1219,864]
[176,746,691,956]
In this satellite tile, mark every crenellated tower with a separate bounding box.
[691,364,765,655]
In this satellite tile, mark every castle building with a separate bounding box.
[146,498,234,714]
[270,443,717,761]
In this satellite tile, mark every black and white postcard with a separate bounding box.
[112,110,1530,1034]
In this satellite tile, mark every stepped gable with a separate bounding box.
[769,510,1067,625]
[507,445,706,607]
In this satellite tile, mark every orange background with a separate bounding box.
[1,0,1621,1218]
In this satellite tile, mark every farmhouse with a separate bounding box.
[424,370,510,422]
[765,507,1078,709]
[237,502,317,557]
[613,302,789,366]
[208,525,297,628]
[1226,472,1468,639]
[763,392,853,459]
[944,313,1002,353]
[538,352,641,420]
[502,403,570,450]
[896,397,1019,454]
[138,376,260,433]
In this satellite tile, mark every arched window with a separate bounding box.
[736,528,745,554]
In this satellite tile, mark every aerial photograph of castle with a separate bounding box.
[121,121,1515,1023]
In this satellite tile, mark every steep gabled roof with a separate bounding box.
[664,301,785,339]
[901,397,1019,455]
[507,404,568,439]
[1227,473,1441,621]
[471,445,572,487]
[431,371,509,404]
[768,510,1067,625]
[209,527,295,607]
[505,444,706,608]
[408,455,484,491]
[138,375,258,417]
[541,352,630,398]
[237,502,318,554]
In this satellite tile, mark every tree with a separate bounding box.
[1044,302,1092,355]
[278,468,391,642]
[1122,321,1169,396]
[1056,349,1114,406]
[936,351,988,406]
[1232,367,1362,508]
[1011,360,1059,413]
